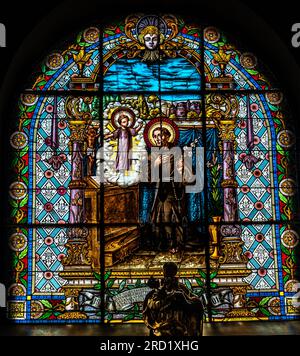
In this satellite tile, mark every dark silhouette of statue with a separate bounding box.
[143,262,204,336]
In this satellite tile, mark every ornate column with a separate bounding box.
[63,123,91,270]
[58,99,92,319]
[216,118,255,319]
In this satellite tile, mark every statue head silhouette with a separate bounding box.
[163,262,178,278]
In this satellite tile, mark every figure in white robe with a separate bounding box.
[104,114,143,172]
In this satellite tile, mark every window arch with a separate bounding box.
[6,13,299,323]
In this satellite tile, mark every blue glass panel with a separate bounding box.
[104,57,201,92]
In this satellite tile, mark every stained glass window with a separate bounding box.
[7,14,299,323]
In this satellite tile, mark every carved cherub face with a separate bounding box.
[88,128,97,137]
[144,33,158,50]
[139,25,162,51]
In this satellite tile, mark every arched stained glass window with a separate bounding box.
[7,14,299,323]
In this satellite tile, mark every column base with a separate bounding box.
[57,311,88,320]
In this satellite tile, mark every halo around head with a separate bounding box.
[144,118,179,147]
[110,107,136,129]
[136,15,168,37]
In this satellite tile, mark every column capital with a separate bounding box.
[216,119,236,142]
